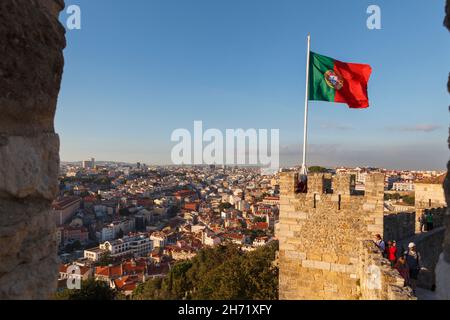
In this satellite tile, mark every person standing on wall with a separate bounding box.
[388,240,398,267]
[418,212,426,233]
[404,242,421,294]
[426,212,434,231]
[374,234,386,254]
[395,254,410,287]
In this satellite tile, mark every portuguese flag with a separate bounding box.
[309,52,372,109]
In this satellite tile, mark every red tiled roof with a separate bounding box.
[415,174,446,185]
[52,197,81,210]
[95,264,122,278]
[60,264,90,275]
[252,222,269,230]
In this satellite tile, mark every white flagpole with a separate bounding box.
[301,34,311,176]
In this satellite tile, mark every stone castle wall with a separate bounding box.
[383,212,416,242]
[0,0,65,299]
[278,172,391,300]
[358,241,415,300]
[278,170,447,300]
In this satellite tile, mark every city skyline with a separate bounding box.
[57,0,449,170]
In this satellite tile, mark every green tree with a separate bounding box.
[384,193,401,201]
[97,252,113,267]
[54,279,116,300]
[132,242,279,300]
[402,195,415,206]
[308,166,328,173]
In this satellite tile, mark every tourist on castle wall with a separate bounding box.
[425,212,434,231]
[419,212,426,232]
[387,240,398,267]
[404,242,421,293]
[384,240,391,260]
[374,234,386,253]
[395,254,410,287]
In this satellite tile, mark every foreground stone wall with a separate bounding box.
[359,241,415,300]
[436,0,450,300]
[0,0,65,299]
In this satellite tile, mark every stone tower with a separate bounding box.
[278,172,414,300]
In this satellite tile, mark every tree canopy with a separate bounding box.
[308,166,329,173]
[133,241,279,300]
[54,279,116,300]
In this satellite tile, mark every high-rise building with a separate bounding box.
[82,158,95,169]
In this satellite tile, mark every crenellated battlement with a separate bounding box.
[277,171,413,300]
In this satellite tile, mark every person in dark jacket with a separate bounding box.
[426,212,434,231]
[404,242,421,293]
[418,213,426,232]
[395,254,410,287]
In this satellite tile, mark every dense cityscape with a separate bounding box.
[54,158,446,298]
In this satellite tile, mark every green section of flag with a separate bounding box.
[309,52,335,102]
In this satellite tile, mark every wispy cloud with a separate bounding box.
[386,124,442,133]
[320,122,353,131]
[278,142,447,170]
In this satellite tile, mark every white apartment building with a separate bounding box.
[202,232,221,247]
[97,226,115,242]
[150,232,168,248]
[96,218,136,242]
[99,235,153,259]
[392,181,415,192]
[84,247,107,262]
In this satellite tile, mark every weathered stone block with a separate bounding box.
[0,134,60,200]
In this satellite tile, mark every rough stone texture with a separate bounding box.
[0,0,65,299]
[0,134,60,200]
[359,241,415,300]
[436,0,450,300]
[0,0,65,136]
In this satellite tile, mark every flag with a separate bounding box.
[309,51,372,109]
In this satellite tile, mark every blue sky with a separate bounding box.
[56,0,450,169]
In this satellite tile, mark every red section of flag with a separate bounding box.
[334,60,372,109]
